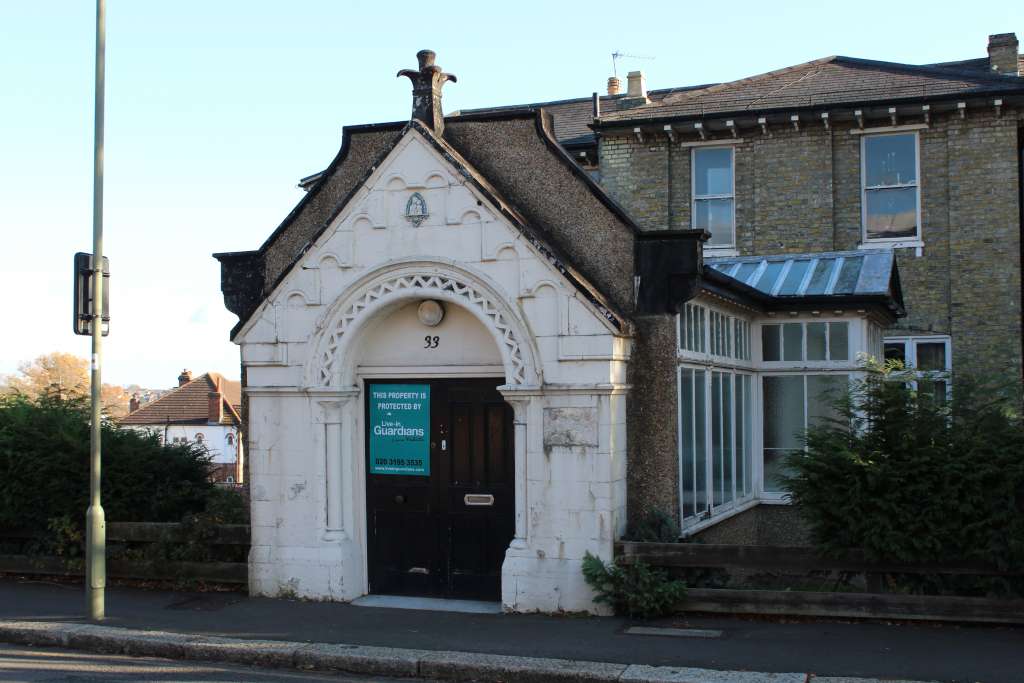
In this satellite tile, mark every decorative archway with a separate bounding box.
[307,259,540,389]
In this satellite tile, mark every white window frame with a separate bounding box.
[758,319,853,368]
[883,334,952,398]
[692,146,736,250]
[678,364,758,528]
[677,301,754,368]
[860,131,922,247]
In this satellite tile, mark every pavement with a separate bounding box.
[1,578,1021,683]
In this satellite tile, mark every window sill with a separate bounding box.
[704,246,739,257]
[680,497,759,537]
[858,239,924,256]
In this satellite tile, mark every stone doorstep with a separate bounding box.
[0,620,934,683]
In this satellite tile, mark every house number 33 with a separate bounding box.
[424,335,440,349]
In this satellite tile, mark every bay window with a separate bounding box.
[692,147,735,248]
[861,132,920,243]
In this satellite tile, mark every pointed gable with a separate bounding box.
[217,110,640,340]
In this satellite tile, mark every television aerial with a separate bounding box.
[611,51,655,77]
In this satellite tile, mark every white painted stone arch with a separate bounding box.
[307,259,542,389]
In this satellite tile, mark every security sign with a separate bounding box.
[369,384,430,476]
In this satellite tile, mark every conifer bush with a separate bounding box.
[783,361,1024,596]
[0,392,247,552]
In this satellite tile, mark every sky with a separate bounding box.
[1,1,1020,389]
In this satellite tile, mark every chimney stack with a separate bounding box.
[397,50,457,136]
[626,70,648,101]
[607,76,621,96]
[177,369,192,387]
[129,393,140,413]
[988,33,1020,75]
[208,376,224,424]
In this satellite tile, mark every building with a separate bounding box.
[121,370,244,484]
[215,36,1022,612]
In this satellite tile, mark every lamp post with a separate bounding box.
[86,0,107,621]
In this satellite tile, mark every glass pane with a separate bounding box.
[762,324,781,361]
[711,373,723,507]
[722,374,734,505]
[865,187,918,239]
[725,316,732,358]
[680,370,696,520]
[694,147,733,196]
[755,261,785,292]
[829,322,849,361]
[807,322,827,361]
[864,133,917,186]
[735,376,745,498]
[694,198,734,246]
[684,306,693,351]
[694,371,707,514]
[833,256,863,295]
[764,376,806,450]
[805,259,835,295]
[783,323,803,361]
[916,342,947,371]
[742,375,753,496]
[735,262,759,285]
[778,260,811,295]
[808,375,848,428]
[763,375,805,493]
[884,342,906,364]
[698,308,706,353]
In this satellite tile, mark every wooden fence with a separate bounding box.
[616,541,1024,625]
[0,523,249,585]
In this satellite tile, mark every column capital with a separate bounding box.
[314,386,360,424]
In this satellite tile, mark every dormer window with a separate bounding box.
[862,132,920,243]
[692,147,735,248]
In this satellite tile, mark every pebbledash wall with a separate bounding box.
[237,129,630,612]
[600,109,1024,380]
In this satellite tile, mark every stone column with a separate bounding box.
[503,396,530,550]
[316,388,359,541]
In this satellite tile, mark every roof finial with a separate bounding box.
[397,49,457,136]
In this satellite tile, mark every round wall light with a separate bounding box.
[417,300,445,327]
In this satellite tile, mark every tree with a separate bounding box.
[0,352,129,417]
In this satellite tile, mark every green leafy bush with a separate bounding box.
[582,551,687,618]
[783,362,1024,595]
[0,392,247,551]
[625,509,680,542]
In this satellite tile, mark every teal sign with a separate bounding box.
[369,384,430,476]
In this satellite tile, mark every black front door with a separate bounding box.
[366,378,514,600]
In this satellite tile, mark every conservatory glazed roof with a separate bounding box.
[705,249,904,314]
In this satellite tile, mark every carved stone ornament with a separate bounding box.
[405,192,429,227]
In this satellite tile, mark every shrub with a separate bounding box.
[0,393,245,549]
[625,509,680,543]
[582,551,687,618]
[783,361,1024,595]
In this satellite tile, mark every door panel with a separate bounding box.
[366,378,513,600]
